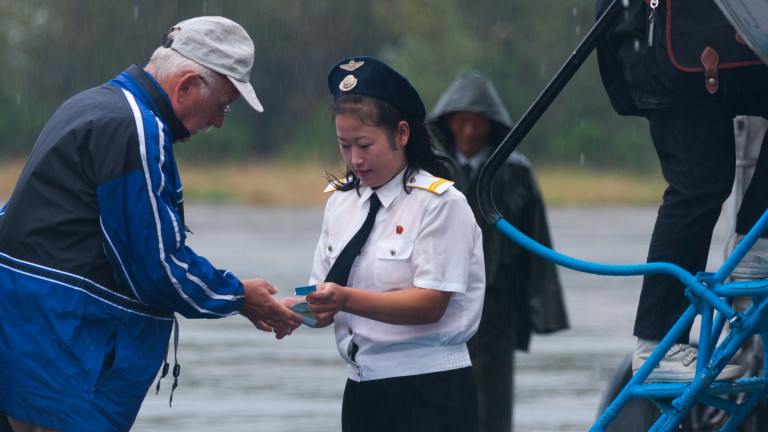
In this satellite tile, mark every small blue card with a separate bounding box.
[294,285,317,296]
[289,302,318,327]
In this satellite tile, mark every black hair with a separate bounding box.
[327,94,455,193]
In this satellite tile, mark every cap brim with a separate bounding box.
[228,77,263,112]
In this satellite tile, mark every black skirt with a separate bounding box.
[341,366,479,432]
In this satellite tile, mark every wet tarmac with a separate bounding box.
[132,204,728,432]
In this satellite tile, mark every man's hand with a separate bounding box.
[279,297,305,309]
[239,278,303,339]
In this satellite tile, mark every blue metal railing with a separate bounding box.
[474,0,768,429]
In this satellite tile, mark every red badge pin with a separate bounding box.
[396,225,404,235]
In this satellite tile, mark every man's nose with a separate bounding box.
[464,122,480,134]
[211,113,225,129]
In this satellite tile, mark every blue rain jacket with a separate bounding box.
[0,64,245,431]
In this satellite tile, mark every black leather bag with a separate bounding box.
[653,0,764,94]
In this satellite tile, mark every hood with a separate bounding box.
[428,72,513,156]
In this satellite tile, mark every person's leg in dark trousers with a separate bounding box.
[341,367,479,432]
[467,329,515,432]
[634,102,737,342]
[736,128,768,236]
[0,414,12,432]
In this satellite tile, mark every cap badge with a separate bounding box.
[339,74,358,92]
[340,60,365,71]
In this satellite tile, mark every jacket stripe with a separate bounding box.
[125,89,205,314]
[169,254,242,301]
[100,217,141,299]
[0,252,172,319]
[123,89,238,317]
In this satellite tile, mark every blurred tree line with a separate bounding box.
[0,0,655,171]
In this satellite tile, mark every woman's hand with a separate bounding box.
[307,283,452,326]
[306,282,347,323]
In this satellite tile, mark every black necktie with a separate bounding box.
[324,193,382,286]
[461,164,474,182]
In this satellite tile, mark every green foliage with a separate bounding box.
[278,102,338,165]
[0,0,659,172]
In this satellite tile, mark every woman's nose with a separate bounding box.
[350,148,364,165]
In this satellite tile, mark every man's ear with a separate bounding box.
[173,73,199,105]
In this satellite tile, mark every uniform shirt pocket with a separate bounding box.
[374,240,414,289]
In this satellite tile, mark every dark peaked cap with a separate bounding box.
[328,56,426,122]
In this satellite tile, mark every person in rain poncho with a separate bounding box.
[428,72,569,432]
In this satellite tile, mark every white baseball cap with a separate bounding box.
[163,16,264,112]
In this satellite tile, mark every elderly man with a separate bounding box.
[429,72,568,432]
[0,16,302,432]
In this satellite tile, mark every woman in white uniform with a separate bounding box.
[291,56,485,431]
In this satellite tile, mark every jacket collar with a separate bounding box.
[456,146,490,171]
[112,64,191,142]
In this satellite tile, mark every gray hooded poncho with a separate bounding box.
[428,72,569,350]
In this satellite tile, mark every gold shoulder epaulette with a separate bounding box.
[405,174,454,195]
[323,177,352,193]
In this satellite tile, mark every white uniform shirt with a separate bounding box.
[310,168,485,381]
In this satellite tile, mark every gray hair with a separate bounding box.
[146,28,225,95]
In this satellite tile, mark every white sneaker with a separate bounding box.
[732,235,768,280]
[632,339,744,383]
